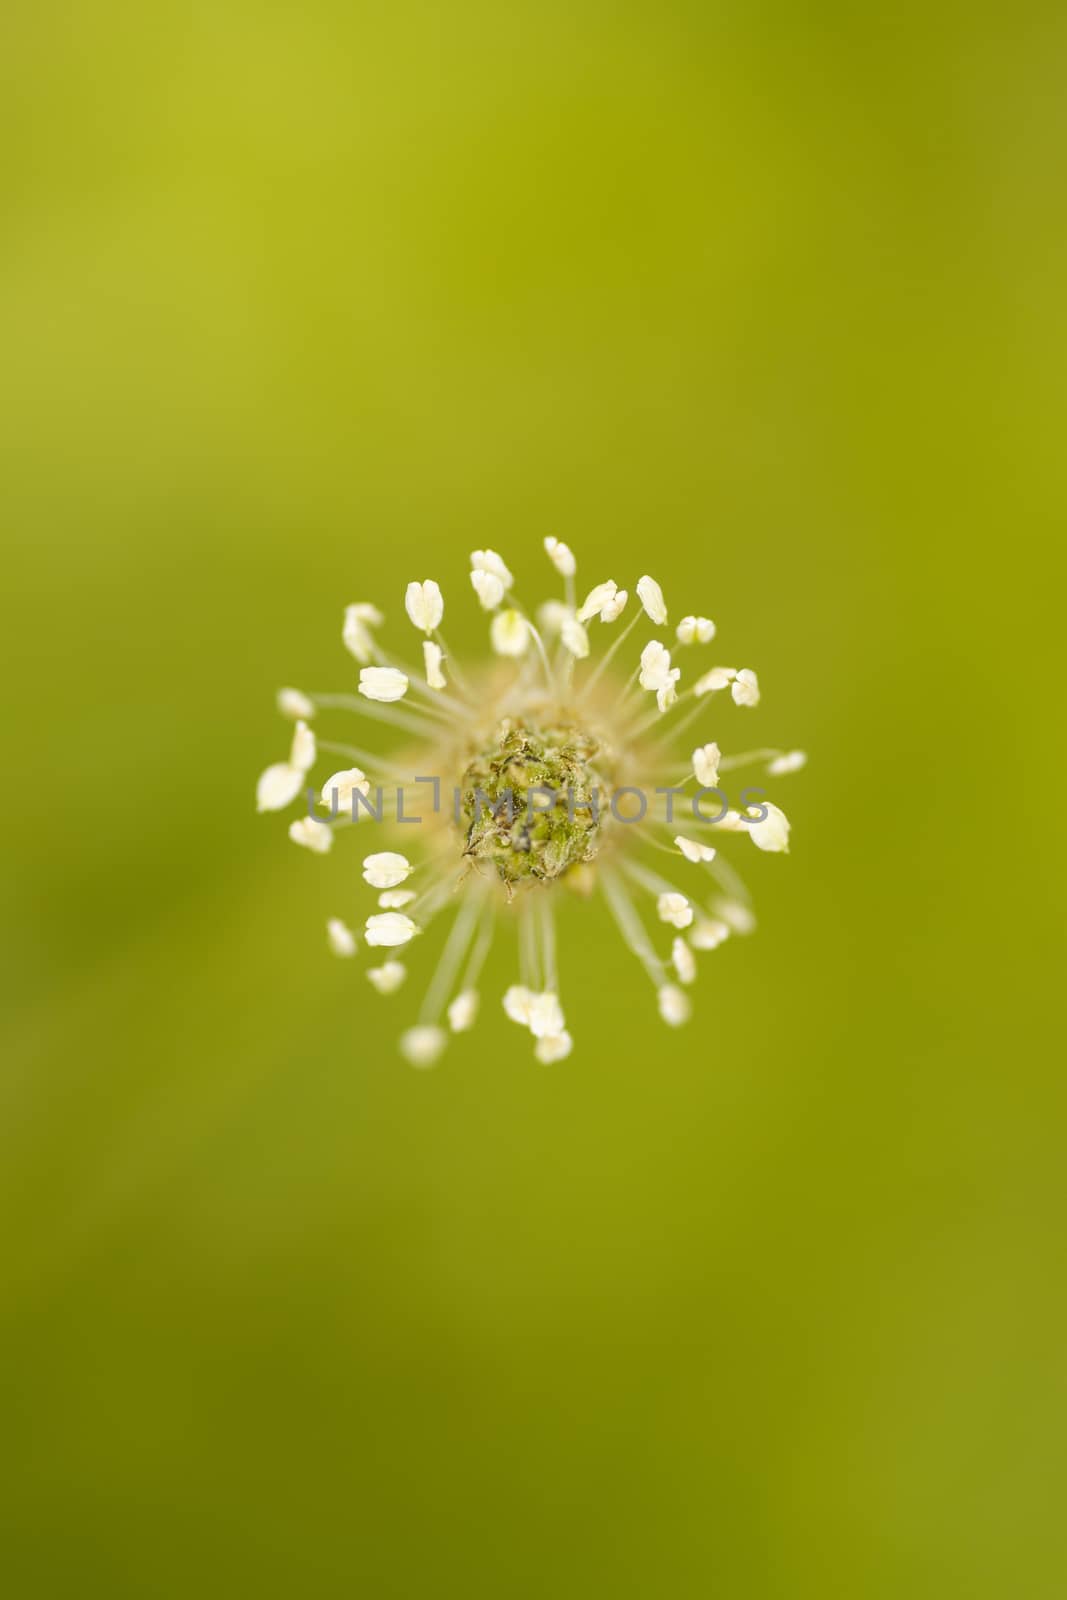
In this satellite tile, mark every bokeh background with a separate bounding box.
[3,2,1065,1594]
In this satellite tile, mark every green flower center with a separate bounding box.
[459,720,603,887]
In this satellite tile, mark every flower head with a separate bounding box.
[258,539,803,1067]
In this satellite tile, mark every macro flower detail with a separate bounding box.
[257,543,805,1067]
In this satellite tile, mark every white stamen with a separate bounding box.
[288,817,334,853]
[358,666,409,703]
[256,762,305,812]
[638,641,681,711]
[577,579,619,623]
[290,720,316,773]
[560,615,590,658]
[378,888,416,908]
[535,1031,573,1063]
[362,852,412,888]
[658,984,691,1026]
[342,602,383,663]
[471,548,514,588]
[367,960,406,993]
[692,742,721,788]
[447,990,479,1032]
[543,537,576,577]
[672,937,696,985]
[527,991,565,1039]
[599,588,628,622]
[690,919,730,950]
[490,609,530,657]
[503,985,535,1026]
[731,668,760,707]
[422,639,447,690]
[637,575,668,625]
[277,686,315,720]
[713,899,757,935]
[748,801,790,852]
[657,892,693,929]
[400,1026,446,1067]
[327,918,356,957]
[674,834,717,864]
[694,666,736,696]
[471,569,505,610]
[320,767,369,810]
[537,600,571,636]
[676,616,715,645]
[404,579,444,634]
[365,912,418,947]
[767,749,807,776]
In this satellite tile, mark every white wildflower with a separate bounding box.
[636,574,668,625]
[358,666,408,703]
[404,579,444,634]
[362,852,412,888]
[260,537,802,1064]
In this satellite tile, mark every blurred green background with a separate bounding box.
[2,2,1065,1594]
